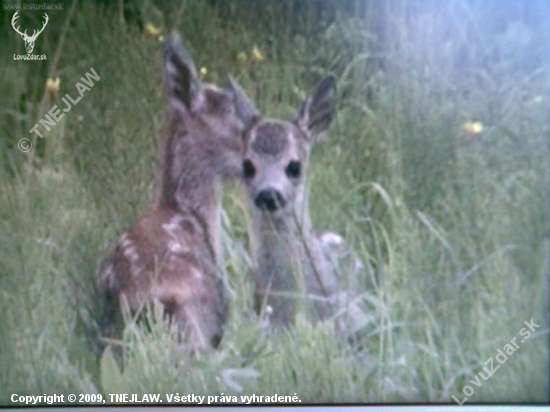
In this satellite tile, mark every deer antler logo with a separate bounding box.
[12,11,49,54]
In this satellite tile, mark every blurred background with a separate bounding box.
[0,0,548,403]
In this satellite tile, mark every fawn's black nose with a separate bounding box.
[254,189,286,212]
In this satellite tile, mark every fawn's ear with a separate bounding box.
[228,75,260,129]
[295,75,336,142]
[163,31,203,113]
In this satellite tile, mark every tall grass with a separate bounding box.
[0,0,547,404]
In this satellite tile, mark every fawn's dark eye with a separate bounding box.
[243,159,256,179]
[285,160,301,178]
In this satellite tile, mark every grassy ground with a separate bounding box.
[0,0,548,404]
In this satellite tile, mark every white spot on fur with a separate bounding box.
[123,245,139,263]
[162,218,189,254]
[120,233,134,250]
[118,233,141,277]
[171,214,184,225]
[168,239,186,253]
[191,267,203,279]
[162,222,178,235]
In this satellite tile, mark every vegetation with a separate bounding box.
[0,0,548,404]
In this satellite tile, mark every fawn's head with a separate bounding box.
[159,33,253,210]
[230,76,336,217]
[162,33,245,176]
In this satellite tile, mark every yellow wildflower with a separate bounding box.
[462,121,484,136]
[145,23,162,38]
[250,45,264,63]
[199,67,208,79]
[46,77,60,96]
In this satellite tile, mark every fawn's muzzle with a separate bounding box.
[255,189,286,212]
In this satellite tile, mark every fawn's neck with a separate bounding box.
[156,130,224,263]
[250,182,340,324]
[250,184,313,276]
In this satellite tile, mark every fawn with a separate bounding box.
[229,76,363,330]
[98,33,247,353]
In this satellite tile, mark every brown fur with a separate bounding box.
[98,33,245,355]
